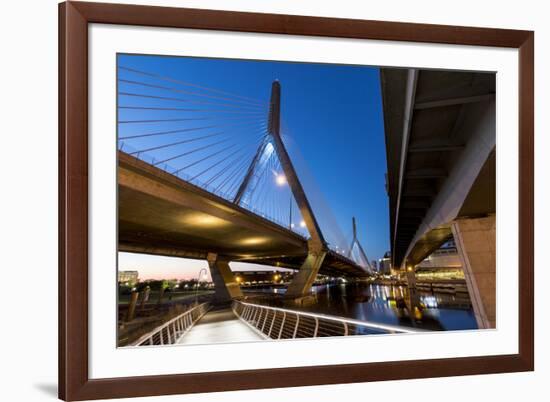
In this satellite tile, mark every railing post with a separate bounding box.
[252,306,260,325]
[313,317,319,337]
[125,291,140,322]
[344,322,349,336]
[278,312,286,339]
[293,315,300,339]
[261,310,269,332]
[256,309,264,329]
[268,311,277,337]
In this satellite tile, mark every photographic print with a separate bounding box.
[59,4,534,399]
[116,54,496,348]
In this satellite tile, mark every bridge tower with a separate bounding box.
[348,217,373,272]
[235,81,328,298]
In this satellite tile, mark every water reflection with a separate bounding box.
[253,283,478,331]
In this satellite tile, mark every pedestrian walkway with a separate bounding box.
[176,308,265,345]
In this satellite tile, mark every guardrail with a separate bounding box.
[232,300,416,339]
[131,302,210,346]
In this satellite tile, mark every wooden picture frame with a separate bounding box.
[59,1,534,400]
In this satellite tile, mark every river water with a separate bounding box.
[253,282,478,331]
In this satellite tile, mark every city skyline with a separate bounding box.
[119,252,297,281]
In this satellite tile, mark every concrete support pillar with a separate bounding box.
[285,249,326,298]
[126,291,139,322]
[451,215,496,329]
[207,253,242,303]
[139,286,150,311]
[403,269,421,318]
[156,286,165,307]
[405,268,416,288]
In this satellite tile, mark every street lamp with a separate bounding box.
[195,268,207,304]
[275,172,287,186]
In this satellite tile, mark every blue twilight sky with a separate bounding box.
[117,53,389,280]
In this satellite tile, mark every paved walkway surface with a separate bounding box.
[176,308,265,345]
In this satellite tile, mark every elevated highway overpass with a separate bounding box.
[119,150,368,302]
[119,151,366,278]
[381,68,496,328]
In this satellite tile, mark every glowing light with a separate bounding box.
[300,220,306,228]
[240,237,269,246]
[275,173,287,186]
[183,213,229,228]
[290,223,295,228]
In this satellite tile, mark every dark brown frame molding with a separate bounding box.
[59,1,534,400]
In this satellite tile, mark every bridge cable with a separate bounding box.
[119,65,267,106]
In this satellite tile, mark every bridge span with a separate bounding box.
[119,80,370,303]
[119,150,366,279]
[381,68,496,328]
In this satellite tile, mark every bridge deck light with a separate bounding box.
[240,236,269,246]
[184,213,229,228]
[300,220,306,228]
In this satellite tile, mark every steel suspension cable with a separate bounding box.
[189,142,257,183]
[118,92,267,110]
[119,115,264,124]
[119,78,266,108]
[205,133,268,187]
[223,135,270,196]
[119,117,264,140]
[119,66,267,106]
[172,143,240,176]
[118,106,266,115]
[204,146,255,187]
[128,131,227,155]
[215,157,252,194]
[153,138,232,166]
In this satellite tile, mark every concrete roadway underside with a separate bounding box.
[381,68,497,329]
[118,151,368,279]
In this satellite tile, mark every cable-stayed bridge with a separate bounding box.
[117,66,373,300]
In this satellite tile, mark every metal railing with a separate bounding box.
[131,302,210,346]
[232,300,417,339]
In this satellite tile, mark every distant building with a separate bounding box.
[371,260,378,270]
[378,251,391,275]
[118,270,139,286]
[415,240,464,280]
[233,270,292,285]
